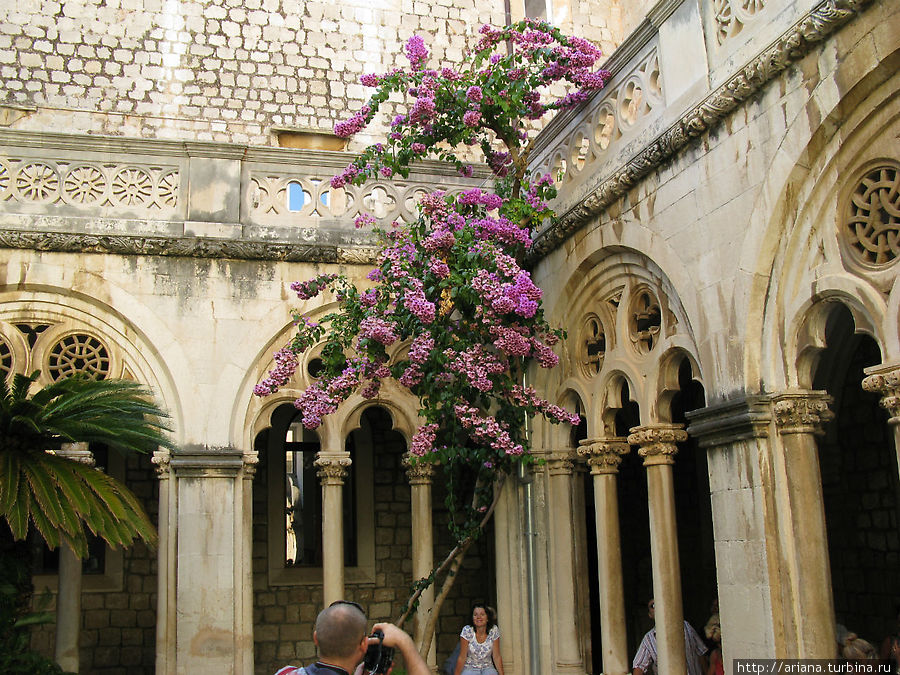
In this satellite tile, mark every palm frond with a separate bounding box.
[0,374,169,557]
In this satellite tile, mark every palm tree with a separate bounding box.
[0,371,175,558]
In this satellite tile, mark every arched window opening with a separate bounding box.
[813,304,897,645]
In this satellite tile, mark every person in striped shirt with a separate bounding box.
[632,599,708,675]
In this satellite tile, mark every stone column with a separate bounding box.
[862,362,900,478]
[577,437,630,675]
[772,392,836,658]
[628,425,688,675]
[315,452,351,605]
[546,451,584,673]
[240,452,259,674]
[54,442,94,673]
[404,455,436,668]
[152,449,176,675]
[153,446,256,674]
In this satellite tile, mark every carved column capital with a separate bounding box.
[771,391,833,435]
[862,363,900,424]
[55,442,95,466]
[627,425,687,466]
[242,451,259,480]
[403,454,436,485]
[547,451,576,476]
[577,437,630,474]
[152,449,171,477]
[315,454,351,485]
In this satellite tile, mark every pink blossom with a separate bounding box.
[405,35,429,70]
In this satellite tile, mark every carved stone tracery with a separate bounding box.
[845,164,900,266]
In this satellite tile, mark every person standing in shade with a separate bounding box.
[632,599,708,675]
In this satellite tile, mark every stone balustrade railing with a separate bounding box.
[528,0,870,257]
[0,130,491,263]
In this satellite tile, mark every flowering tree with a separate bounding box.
[256,19,608,653]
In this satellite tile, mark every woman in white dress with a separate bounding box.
[453,603,504,675]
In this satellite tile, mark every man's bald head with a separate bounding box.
[314,602,368,660]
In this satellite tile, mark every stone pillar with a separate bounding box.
[152,446,256,674]
[771,392,836,658]
[628,424,688,675]
[152,449,176,675]
[315,452,351,605]
[862,362,900,478]
[240,452,259,674]
[404,455,436,668]
[546,451,584,673]
[577,437,630,675]
[54,442,94,673]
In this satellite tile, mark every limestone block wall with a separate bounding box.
[0,0,622,149]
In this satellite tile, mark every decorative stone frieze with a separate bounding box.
[771,392,834,435]
[862,363,900,423]
[628,425,688,466]
[315,454,351,485]
[530,0,875,260]
[577,438,630,474]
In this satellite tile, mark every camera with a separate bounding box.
[362,629,394,674]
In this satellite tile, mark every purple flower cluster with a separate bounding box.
[454,403,523,456]
[403,281,436,324]
[358,316,399,345]
[334,105,371,138]
[410,423,439,456]
[405,35,429,70]
[253,348,299,396]
[408,333,434,364]
[290,274,338,300]
[466,85,483,102]
[463,110,481,128]
[447,345,507,392]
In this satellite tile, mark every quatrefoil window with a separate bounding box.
[845,165,900,266]
[629,290,662,354]
[47,334,111,381]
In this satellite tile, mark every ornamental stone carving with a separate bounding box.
[579,314,607,377]
[862,364,900,422]
[627,425,688,466]
[577,438,630,474]
[713,0,768,45]
[403,455,436,485]
[547,452,576,476]
[46,333,111,381]
[844,164,900,266]
[242,452,260,480]
[771,392,834,435]
[152,449,172,477]
[530,0,875,260]
[315,455,351,485]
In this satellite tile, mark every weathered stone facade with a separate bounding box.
[1,0,898,673]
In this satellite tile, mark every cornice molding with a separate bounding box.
[529,0,875,261]
[0,228,380,264]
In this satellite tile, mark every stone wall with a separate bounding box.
[0,0,621,149]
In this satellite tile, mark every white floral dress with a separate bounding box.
[461,624,500,670]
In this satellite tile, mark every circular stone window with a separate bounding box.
[845,164,900,267]
[47,333,111,381]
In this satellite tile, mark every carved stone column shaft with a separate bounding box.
[578,438,630,675]
[546,451,583,672]
[772,392,836,658]
[404,456,436,666]
[628,425,688,675]
[316,453,351,605]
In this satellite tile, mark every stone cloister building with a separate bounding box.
[0,0,898,673]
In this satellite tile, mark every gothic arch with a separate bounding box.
[747,42,900,389]
[0,285,181,433]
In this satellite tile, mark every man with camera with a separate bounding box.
[275,600,430,675]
